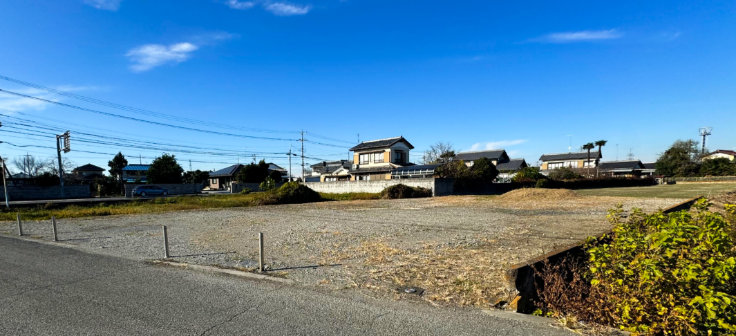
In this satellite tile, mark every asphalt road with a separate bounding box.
[0,236,573,335]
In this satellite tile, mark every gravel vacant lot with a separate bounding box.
[0,190,685,308]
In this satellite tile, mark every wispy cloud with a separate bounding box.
[83,0,121,11]
[0,86,94,113]
[467,139,527,151]
[223,0,312,16]
[530,29,623,43]
[264,2,311,16]
[125,33,235,73]
[226,0,256,10]
[126,43,199,72]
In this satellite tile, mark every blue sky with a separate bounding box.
[1,0,735,175]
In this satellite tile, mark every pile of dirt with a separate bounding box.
[496,188,579,202]
[708,191,736,216]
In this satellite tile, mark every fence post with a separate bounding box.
[17,213,22,236]
[258,232,264,272]
[51,215,58,242]
[162,225,170,259]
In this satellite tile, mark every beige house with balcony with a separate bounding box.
[349,136,413,181]
[539,151,601,170]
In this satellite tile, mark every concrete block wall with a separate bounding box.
[303,178,453,196]
[1,185,91,201]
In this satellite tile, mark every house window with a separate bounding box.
[374,152,384,163]
[548,162,564,169]
[393,151,406,164]
[360,154,370,164]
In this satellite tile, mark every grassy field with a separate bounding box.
[576,182,736,198]
[0,191,382,221]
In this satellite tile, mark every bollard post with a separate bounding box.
[258,232,264,273]
[162,225,170,259]
[17,213,22,236]
[51,216,58,242]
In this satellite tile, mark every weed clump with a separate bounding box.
[535,199,736,335]
[379,184,432,199]
[259,182,321,205]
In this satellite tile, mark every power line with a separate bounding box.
[0,88,300,142]
[0,74,299,135]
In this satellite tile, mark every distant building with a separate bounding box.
[540,151,601,170]
[72,163,105,181]
[454,150,510,166]
[208,164,244,190]
[122,164,150,183]
[641,162,656,177]
[310,160,351,182]
[703,150,736,162]
[496,159,528,181]
[349,136,413,181]
[597,160,645,178]
[208,162,289,190]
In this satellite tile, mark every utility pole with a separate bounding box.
[699,127,712,154]
[300,130,305,182]
[1,156,9,209]
[288,144,293,182]
[55,131,70,198]
[189,159,192,172]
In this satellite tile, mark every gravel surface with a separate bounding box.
[0,194,684,308]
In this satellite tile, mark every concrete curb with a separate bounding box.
[150,260,294,284]
[1,234,294,285]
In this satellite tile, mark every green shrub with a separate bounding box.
[512,167,546,184]
[548,167,582,180]
[270,182,321,204]
[259,177,276,191]
[587,200,736,335]
[380,184,432,199]
[535,179,548,188]
[239,188,251,195]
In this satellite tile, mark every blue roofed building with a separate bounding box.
[122,164,150,183]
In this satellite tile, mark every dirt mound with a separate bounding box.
[496,188,579,202]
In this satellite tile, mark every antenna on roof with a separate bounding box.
[567,135,572,152]
[627,148,634,160]
[699,127,712,154]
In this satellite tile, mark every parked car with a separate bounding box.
[132,185,168,197]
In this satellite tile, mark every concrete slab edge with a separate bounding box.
[150,260,294,284]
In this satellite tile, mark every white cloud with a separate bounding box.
[467,139,527,151]
[264,2,311,16]
[226,0,256,10]
[126,42,199,72]
[83,0,121,11]
[531,29,622,43]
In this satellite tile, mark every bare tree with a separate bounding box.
[45,157,75,176]
[12,155,47,177]
[422,142,455,164]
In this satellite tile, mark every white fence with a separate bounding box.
[303,178,454,196]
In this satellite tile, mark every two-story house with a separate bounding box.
[349,136,413,181]
[539,151,601,170]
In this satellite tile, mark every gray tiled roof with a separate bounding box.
[540,151,601,161]
[642,162,656,169]
[455,150,507,162]
[496,159,528,172]
[349,136,414,151]
[74,163,104,172]
[210,164,243,177]
[311,160,351,174]
[598,160,644,171]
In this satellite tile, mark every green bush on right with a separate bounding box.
[587,199,736,335]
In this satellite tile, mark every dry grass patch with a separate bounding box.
[496,188,579,202]
[324,239,514,307]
